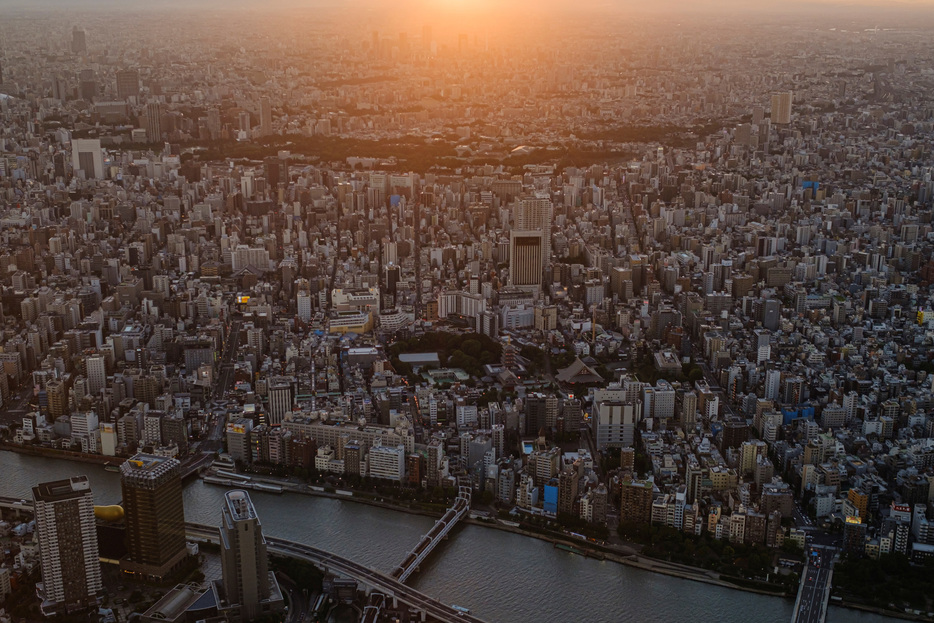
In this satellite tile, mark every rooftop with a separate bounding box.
[224,489,258,522]
[33,475,91,503]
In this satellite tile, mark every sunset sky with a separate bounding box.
[4,0,934,9]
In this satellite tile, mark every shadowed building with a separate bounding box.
[120,454,189,580]
[32,476,103,616]
[215,490,284,621]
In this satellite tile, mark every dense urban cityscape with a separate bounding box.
[1,1,934,622]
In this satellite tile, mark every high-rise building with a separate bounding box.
[115,69,139,100]
[32,476,102,616]
[679,390,697,430]
[296,290,312,322]
[764,369,781,401]
[557,468,579,516]
[71,27,87,55]
[427,440,444,486]
[78,69,97,101]
[207,108,222,139]
[515,196,554,261]
[368,444,406,481]
[145,102,163,142]
[263,155,281,192]
[509,230,544,294]
[46,379,69,418]
[71,139,104,180]
[770,92,792,124]
[592,390,640,449]
[260,97,272,137]
[620,479,654,525]
[267,376,292,425]
[216,490,284,621]
[120,454,188,579]
[85,353,106,396]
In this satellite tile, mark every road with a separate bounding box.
[791,546,835,623]
[196,318,243,453]
[213,319,242,400]
[276,572,308,623]
[178,451,216,479]
[185,523,488,623]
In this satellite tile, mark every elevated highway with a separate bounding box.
[185,523,486,623]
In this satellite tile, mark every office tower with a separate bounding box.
[145,102,163,142]
[263,155,288,197]
[71,139,104,180]
[161,413,188,455]
[296,290,312,322]
[115,69,139,100]
[385,264,400,296]
[593,400,639,448]
[120,454,188,579]
[51,74,69,101]
[770,92,792,124]
[267,376,292,425]
[764,369,781,401]
[78,69,97,101]
[516,196,554,261]
[217,490,283,621]
[85,353,106,396]
[263,155,280,190]
[260,97,272,136]
[32,476,102,616]
[783,376,805,405]
[680,390,697,430]
[762,298,781,331]
[207,108,222,139]
[509,230,544,294]
[71,27,86,54]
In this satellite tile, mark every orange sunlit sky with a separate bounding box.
[6,0,934,9]
[6,0,934,32]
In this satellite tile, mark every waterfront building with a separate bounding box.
[120,454,188,580]
[32,476,103,616]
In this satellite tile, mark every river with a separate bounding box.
[0,451,899,623]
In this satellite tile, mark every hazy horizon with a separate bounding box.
[2,0,934,13]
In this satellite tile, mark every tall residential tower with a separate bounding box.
[216,490,284,621]
[32,476,102,616]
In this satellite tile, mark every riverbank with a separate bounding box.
[227,472,930,620]
[833,600,933,622]
[217,470,794,599]
[0,442,124,466]
[0,448,914,621]
[461,516,791,598]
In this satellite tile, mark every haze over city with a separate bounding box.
[0,0,934,622]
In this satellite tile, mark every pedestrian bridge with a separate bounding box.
[391,486,471,583]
